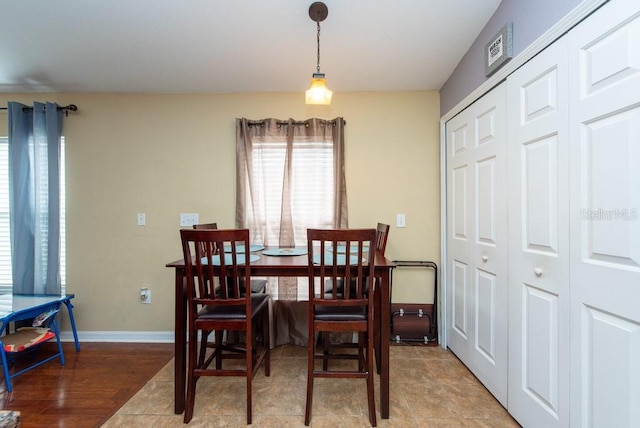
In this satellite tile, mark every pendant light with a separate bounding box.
[305,2,333,105]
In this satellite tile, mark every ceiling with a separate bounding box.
[0,0,501,95]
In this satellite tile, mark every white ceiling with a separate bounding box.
[0,0,501,94]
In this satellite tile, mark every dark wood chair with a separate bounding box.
[180,228,270,424]
[192,222,268,364]
[305,228,377,427]
[321,223,390,373]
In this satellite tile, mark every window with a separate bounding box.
[249,138,335,246]
[236,118,348,301]
[0,137,65,293]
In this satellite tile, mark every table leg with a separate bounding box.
[373,281,382,374]
[62,298,81,352]
[174,269,187,414]
[380,269,391,419]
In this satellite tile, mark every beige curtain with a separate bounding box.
[235,117,347,345]
[236,117,347,234]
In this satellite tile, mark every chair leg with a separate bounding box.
[198,330,209,366]
[304,334,315,426]
[246,376,252,425]
[215,331,224,369]
[184,329,198,424]
[262,305,271,376]
[322,332,330,371]
[366,332,377,427]
[184,377,196,423]
[246,326,254,425]
[358,332,365,372]
[374,285,382,374]
[366,368,377,426]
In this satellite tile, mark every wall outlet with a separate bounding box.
[137,213,146,226]
[140,287,151,304]
[179,213,199,227]
[396,213,406,228]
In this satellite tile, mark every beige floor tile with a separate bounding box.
[462,416,521,428]
[192,379,246,417]
[413,417,474,427]
[103,344,521,427]
[115,381,174,415]
[259,355,307,383]
[423,358,478,385]
[251,415,314,427]
[441,383,505,419]
[395,382,460,418]
[278,344,309,358]
[101,414,166,427]
[151,360,175,382]
[309,377,367,417]
[374,415,420,428]
[390,344,452,360]
[389,358,439,385]
[307,414,370,427]
[253,381,306,415]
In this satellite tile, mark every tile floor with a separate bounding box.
[103,345,521,427]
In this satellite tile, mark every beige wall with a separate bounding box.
[0,91,440,335]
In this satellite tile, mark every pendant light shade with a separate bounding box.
[305,73,333,105]
[305,2,332,105]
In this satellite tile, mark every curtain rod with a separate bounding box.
[247,118,346,127]
[0,104,78,117]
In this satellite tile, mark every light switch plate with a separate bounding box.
[179,213,199,227]
[396,213,406,228]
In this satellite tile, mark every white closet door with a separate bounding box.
[507,38,570,428]
[569,1,640,427]
[445,82,508,405]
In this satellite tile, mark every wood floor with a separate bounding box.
[0,342,173,428]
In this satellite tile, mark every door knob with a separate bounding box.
[534,267,543,277]
[482,255,488,262]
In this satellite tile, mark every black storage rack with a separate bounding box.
[390,260,438,344]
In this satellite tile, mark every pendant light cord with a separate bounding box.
[316,21,321,74]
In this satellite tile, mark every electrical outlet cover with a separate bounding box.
[179,213,199,227]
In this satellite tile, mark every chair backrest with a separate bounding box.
[180,228,252,308]
[192,222,218,260]
[307,228,377,305]
[375,222,390,255]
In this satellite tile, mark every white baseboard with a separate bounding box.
[60,330,174,343]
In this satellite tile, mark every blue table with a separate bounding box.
[0,294,80,352]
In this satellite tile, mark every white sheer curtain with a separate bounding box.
[235,117,347,344]
[236,117,347,298]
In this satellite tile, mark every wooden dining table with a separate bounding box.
[166,248,396,419]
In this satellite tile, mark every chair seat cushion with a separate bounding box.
[2,327,55,353]
[315,305,366,321]
[198,293,269,320]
